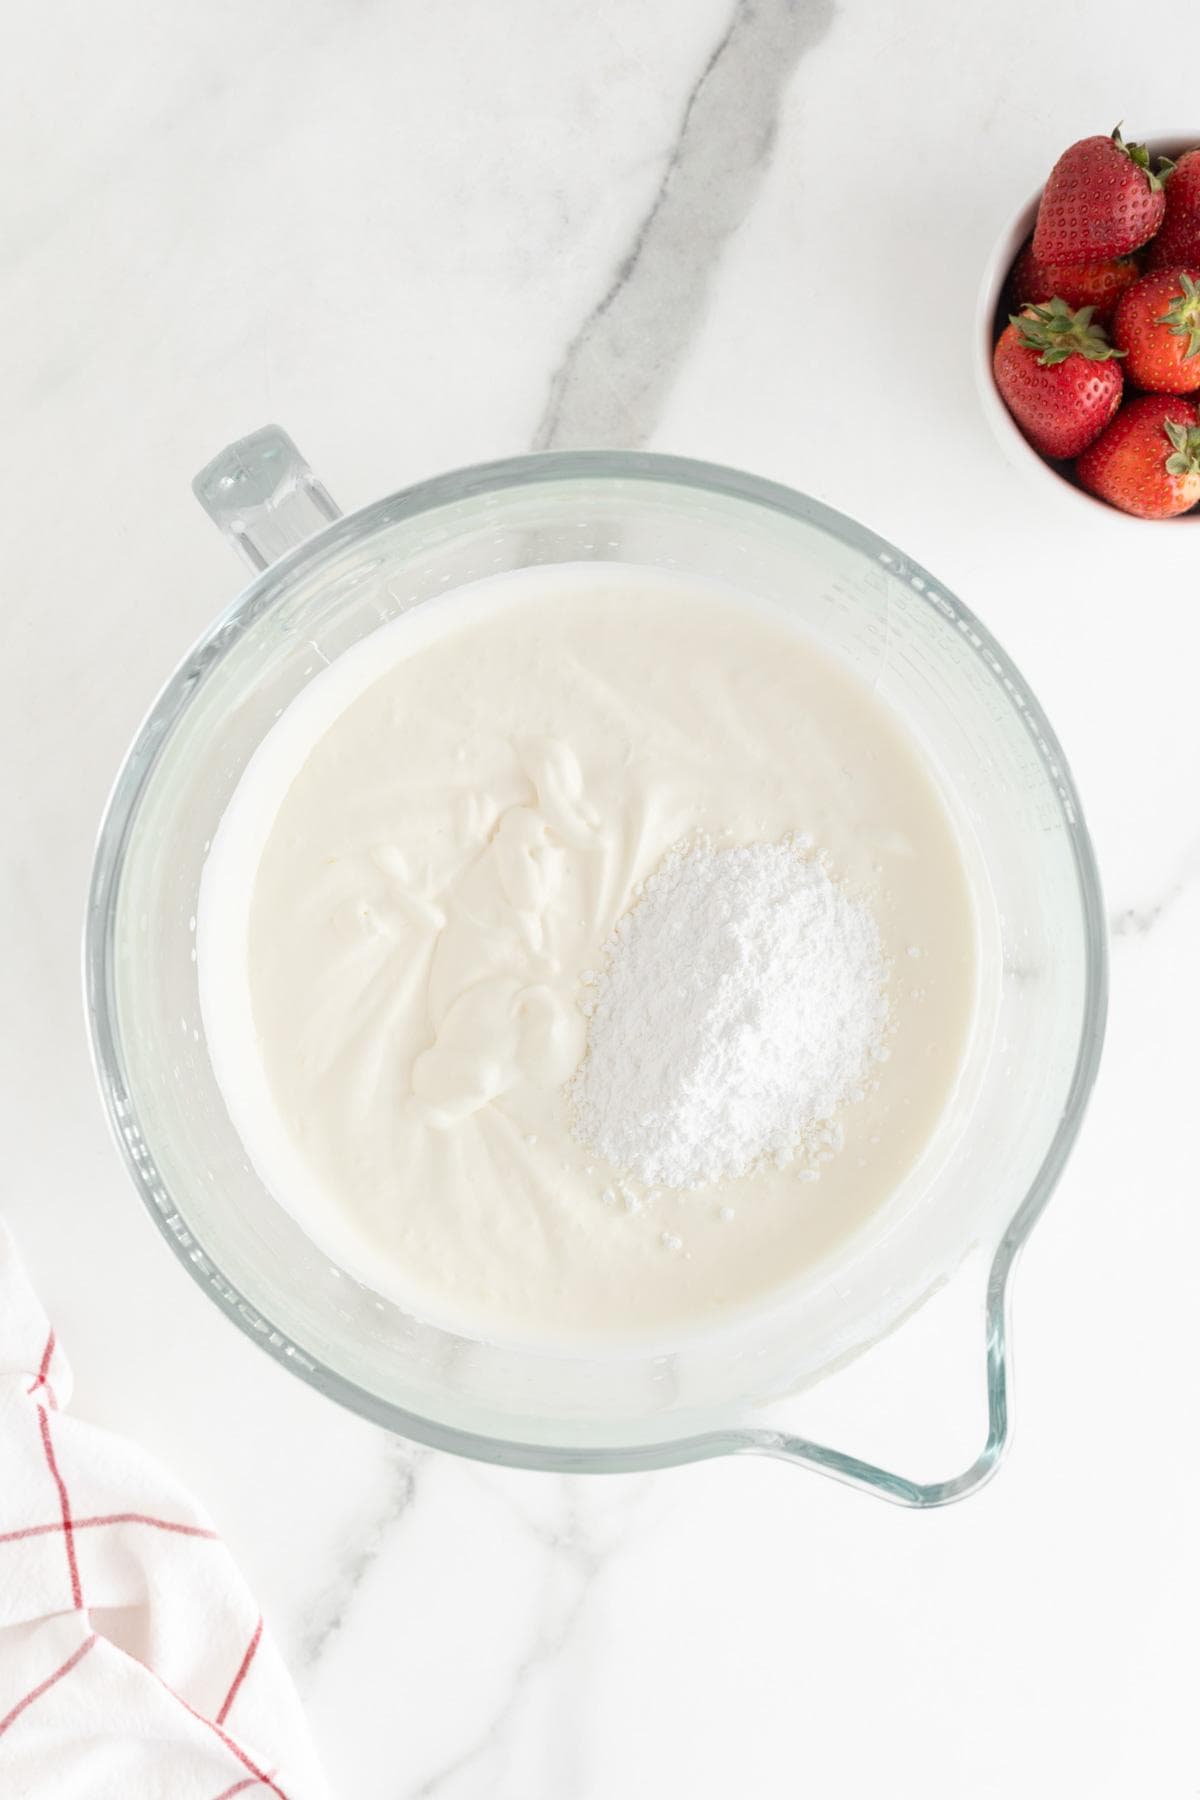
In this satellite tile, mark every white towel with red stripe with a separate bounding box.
[0,1222,329,1798]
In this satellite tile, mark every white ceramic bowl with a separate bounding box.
[975,133,1199,524]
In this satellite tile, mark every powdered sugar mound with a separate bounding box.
[568,840,888,1189]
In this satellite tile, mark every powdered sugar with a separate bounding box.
[569,839,889,1189]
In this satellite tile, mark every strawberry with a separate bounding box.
[1033,127,1171,263]
[1112,268,1200,393]
[1076,395,1200,518]
[1006,237,1141,324]
[1146,147,1200,269]
[993,299,1124,458]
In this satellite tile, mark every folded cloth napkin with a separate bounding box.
[0,1221,329,1798]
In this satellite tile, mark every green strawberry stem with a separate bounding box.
[1164,417,1200,477]
[1010,297,1126,366]
[1111,123,1174,189]
[1156,272,1200,360]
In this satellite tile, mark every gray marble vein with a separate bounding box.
[297,1441,426,1674]
[532,0,836,451]
[1109,832,1200,940]
[404,1480,630,1799]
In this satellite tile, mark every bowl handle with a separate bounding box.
[192,424,341,572]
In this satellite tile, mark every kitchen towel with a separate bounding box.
[0,1221,329,1798]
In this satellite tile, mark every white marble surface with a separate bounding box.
[3,2,1199,1793]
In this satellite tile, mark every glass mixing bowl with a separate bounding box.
[85,430,1106,1505]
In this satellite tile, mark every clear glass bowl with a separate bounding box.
[85,433,1107,1505]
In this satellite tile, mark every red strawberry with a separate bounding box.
[1112,268,1200,393]
[1033,127,1170,262]
[1146,147,1200,269]
[1076,395,1200,518]
[1006,238,1141,325]
[993,299,1125,458]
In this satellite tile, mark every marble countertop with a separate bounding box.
[3,2,1198,1793]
